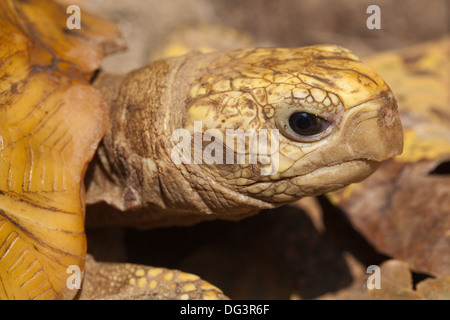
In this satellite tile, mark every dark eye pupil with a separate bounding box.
[288,112,324,136]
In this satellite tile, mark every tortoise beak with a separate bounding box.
[345,94,403,162]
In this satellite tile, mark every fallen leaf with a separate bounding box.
[368,260,450,300]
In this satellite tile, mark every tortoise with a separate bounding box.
[0,0,403,300]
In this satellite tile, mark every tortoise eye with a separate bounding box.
[288,112,328,136]
[276,109,332,142]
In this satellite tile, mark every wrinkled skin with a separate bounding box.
[87,46,403,228]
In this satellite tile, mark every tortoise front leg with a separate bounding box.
[78,255,228,300]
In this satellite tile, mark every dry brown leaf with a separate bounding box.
[416,275,450,300]
[368,260,423,300]
[319,259,450,300]
[368,260,450,300]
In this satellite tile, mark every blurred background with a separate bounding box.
[60,0,449,299]
[61,0,448,72]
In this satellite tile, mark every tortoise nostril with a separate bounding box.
[428,160,450,175]
[377,100,397,128]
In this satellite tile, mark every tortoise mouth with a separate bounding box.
[239,159,381,204]
[289,159,381,192]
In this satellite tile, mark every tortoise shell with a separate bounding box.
[0,0,120,299]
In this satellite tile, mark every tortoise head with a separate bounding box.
[181,46,403,204]
[91,45,403,226]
